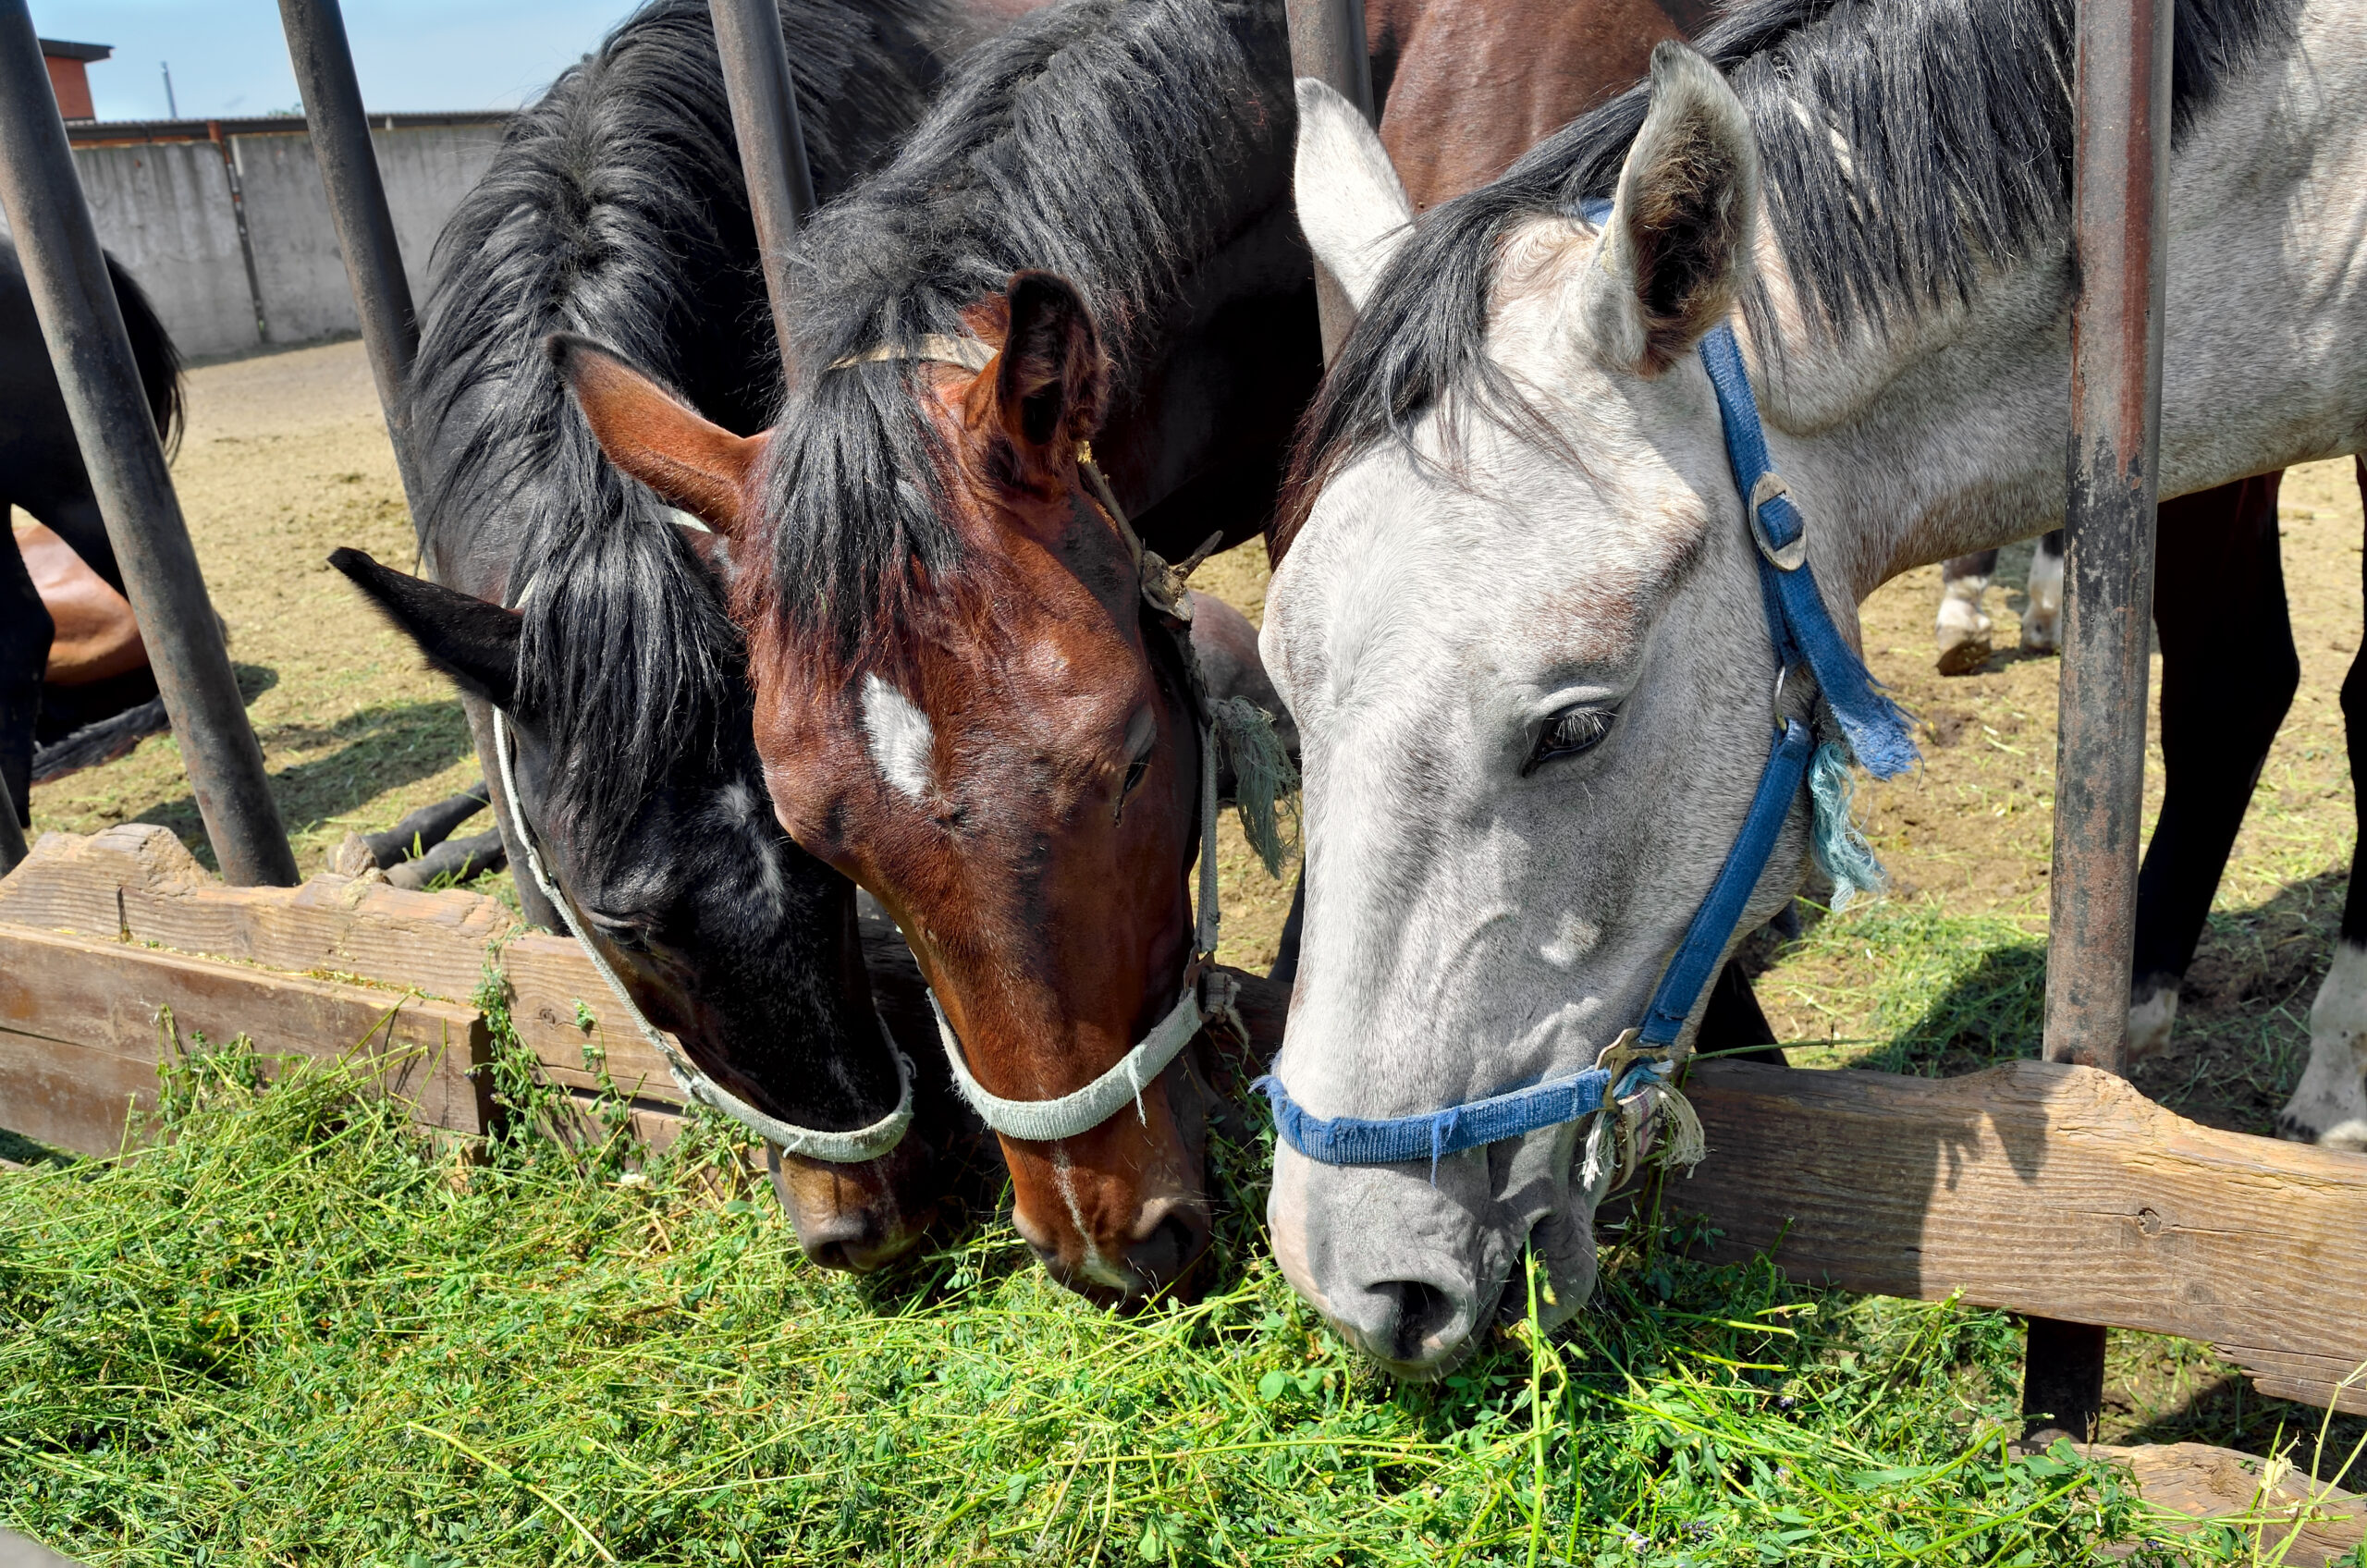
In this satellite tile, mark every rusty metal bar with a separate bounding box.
[709,0,816,371]
[0,0,298,888]
[276,0,428,521]
[1282,0,1373,364]
[2026,0,2174,1445]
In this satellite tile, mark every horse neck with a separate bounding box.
[1751,3,2367,604]
[1100,197,1323,559]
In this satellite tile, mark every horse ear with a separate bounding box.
[978,272,1106,464]
[550,333,766,536]
[1294,78,1413,312]
[330,547,521,709]
[1579,43,1759,376]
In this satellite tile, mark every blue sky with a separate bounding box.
[31,0,634,120]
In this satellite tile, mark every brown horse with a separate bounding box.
[566,0,1315,1305]
[1366,0,1681,210]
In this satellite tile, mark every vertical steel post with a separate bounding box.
[1283,0,1373,364]
[709,0,816,371]
[276,0,428,522]
[2027,0,2173,1446]
[0,0,298,887]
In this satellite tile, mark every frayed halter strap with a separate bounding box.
[1254,196,1918,1172]
[491,580,914,1164]
[829,332,1245,1145]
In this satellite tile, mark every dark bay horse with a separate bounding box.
[334,0,996,1269]
[564,0,1318,1305]
[0,237,180,827]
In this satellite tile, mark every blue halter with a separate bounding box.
[1255,199,1918,1170]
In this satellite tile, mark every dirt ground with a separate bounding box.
[1760,459,2364,1144]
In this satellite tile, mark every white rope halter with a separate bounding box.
[489,582,914,1163]
[834,330,1244,1145]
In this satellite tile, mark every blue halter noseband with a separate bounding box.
[1254,198,1919,1170]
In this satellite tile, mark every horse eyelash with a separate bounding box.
[1527,705,1617,772]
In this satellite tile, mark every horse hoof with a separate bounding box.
[1934,633,1992,677]
[2019,623,2060,655]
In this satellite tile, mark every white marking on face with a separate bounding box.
[1050,1145,1134,1290]
[861,673,936,803]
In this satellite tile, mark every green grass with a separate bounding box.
[9,1003,2354,1567]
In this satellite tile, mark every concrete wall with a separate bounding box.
[54,121,506,361]
[65,139,260,358]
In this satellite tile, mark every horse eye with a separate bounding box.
[1528,705,1615,771]
[1122,758,1150,798]
[585,910,656,952]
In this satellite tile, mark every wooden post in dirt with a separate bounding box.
[0,0,299,888]
[1283,0,1373,364]
[2029,0,2174,1446]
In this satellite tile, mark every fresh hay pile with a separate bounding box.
[0,979,2278,1567]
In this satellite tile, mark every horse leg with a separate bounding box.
[1935,548,1997,675]
[1269,872,1305,984]
[1699,959,1787,1067]
[0,513,56,829]
[2128,474,2293,1061]
[2019,529,2066,654]
[2279,459,2367,1148]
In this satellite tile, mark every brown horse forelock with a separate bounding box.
[730,331,1217,1305]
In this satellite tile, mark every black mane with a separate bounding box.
[1288,0,2295,528]
[748,0,1292,664]
[408,0,954,831]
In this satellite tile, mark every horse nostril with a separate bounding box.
[1126,1207,1209,1286]
[1375,1280,1456,1365]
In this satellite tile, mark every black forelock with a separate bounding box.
[750,0,1292,665]
[406,0,951,832]
[1286,0,2297,537]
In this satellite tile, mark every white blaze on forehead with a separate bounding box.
[861,673,936,802]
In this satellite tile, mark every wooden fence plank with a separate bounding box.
[0,825,674,1093]
[1673,1059,2367,1415]
[0,925,491,1153]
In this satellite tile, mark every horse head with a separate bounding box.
[1265,55,1818,1376]
[332,543,940,1273]
[560,275,1218,1307]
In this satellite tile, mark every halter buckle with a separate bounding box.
[1748,473,1808,571]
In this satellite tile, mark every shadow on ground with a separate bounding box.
[1785,869,2343,1138]
[139,697,474,869]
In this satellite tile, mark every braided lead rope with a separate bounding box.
[490,707,914,1163]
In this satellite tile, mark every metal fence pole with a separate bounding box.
[2027,0,2173,1445]
[1283,0,1373,365]
[709,0,816,370]
[276,0,427,521]
[0,0,298,888]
